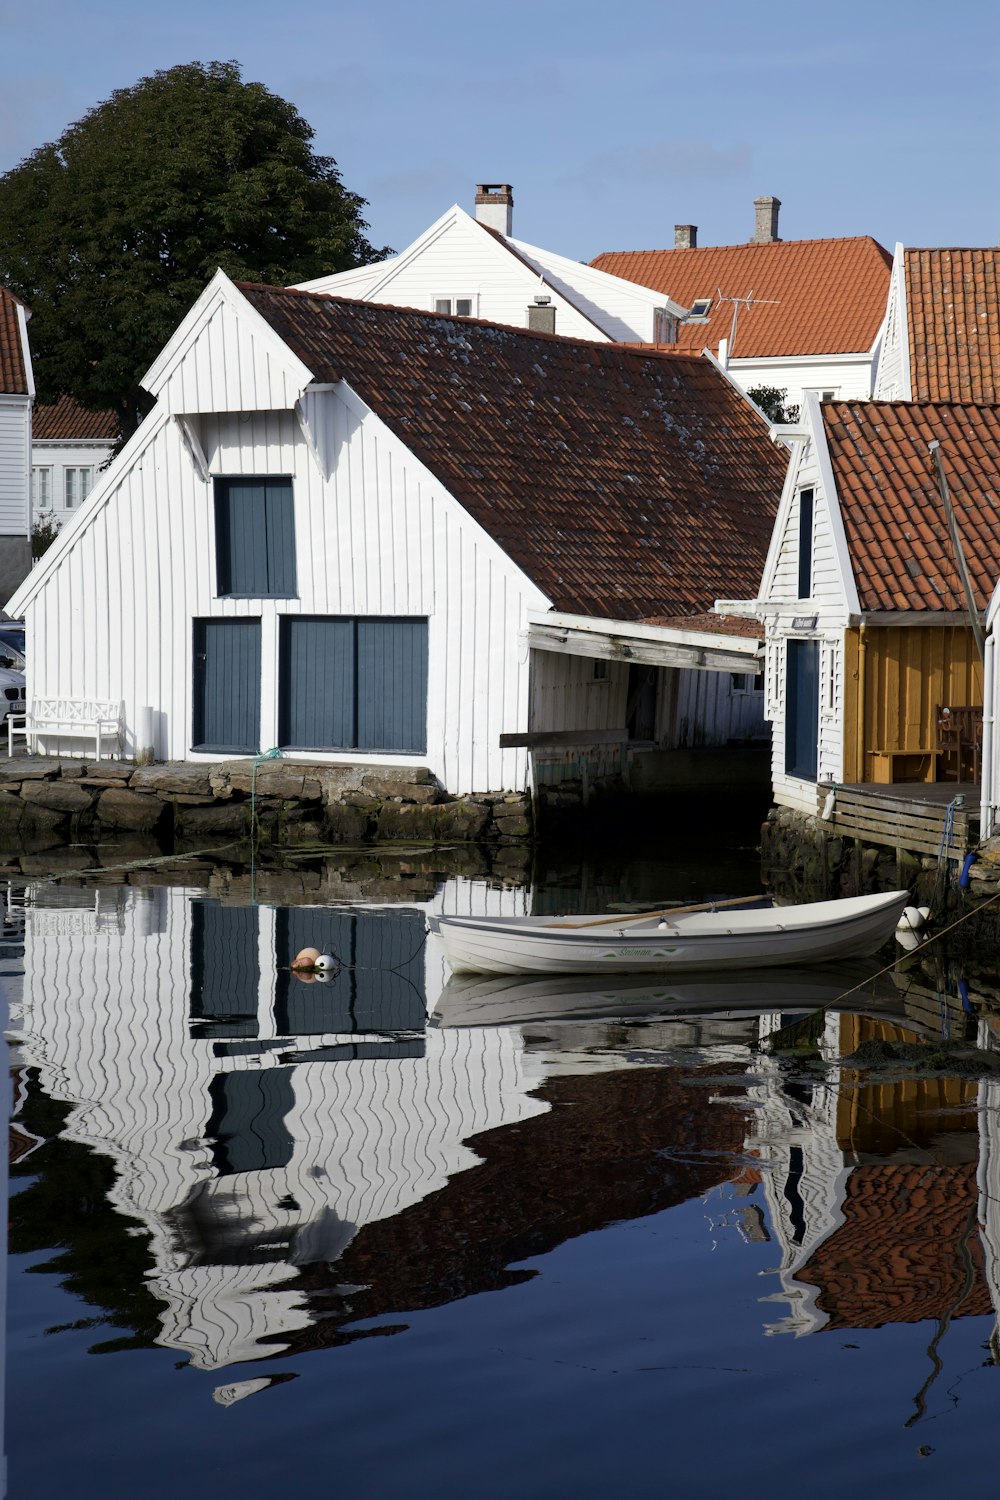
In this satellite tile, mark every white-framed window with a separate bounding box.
[64,466,95,509]
[434,296,474,317]
[31,466,52,508]
[687,297,712,321]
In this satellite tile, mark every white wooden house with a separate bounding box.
[30,395,117,530]
[297,184,688,343]
[751,395,997,816]
[7,274,786,793]
[874,244,1000,404]
[0,288,34,606]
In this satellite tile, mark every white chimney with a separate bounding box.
[674,224,697,249]
[475,183,514,236]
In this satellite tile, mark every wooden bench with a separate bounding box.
[8,698,124,760]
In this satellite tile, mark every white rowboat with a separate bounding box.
[427,890,911,976]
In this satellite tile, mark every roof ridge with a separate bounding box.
[593,235,889,258]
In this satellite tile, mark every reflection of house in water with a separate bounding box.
[748,1010,1000,1355]
[8,880,749,1383]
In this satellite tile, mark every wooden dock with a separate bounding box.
[818,782,978,860]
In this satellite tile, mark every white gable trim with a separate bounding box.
[7,403,173,614]
[16,303,34,400]
[141,270,314,404]
[506,236,688,322]
[809,394,861,617]
[896,244,912,400]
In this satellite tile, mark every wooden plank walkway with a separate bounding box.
[819,782,979,859]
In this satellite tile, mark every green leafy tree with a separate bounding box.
[0,61,388,438]
[747,385,800,424]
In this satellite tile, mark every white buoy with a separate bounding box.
[897,906,926,933]
[916,906,931,923]
[895,928,922,952]
[314,953,338,972]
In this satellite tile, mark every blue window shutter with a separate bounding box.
[357,619,428,752]
[193,618,261,752]
[215,479,295,596]
[279,617,355,748]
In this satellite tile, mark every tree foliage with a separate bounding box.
[746,385,800,424]
[0,61,388,436]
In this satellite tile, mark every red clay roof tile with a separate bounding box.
[824,399,1000,614]
[591,238,892,357]
[32,394,118,442]
[0,287,29,395]
[238,285,787,621]
[905,248,1000,403]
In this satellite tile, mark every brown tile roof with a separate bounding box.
[32,394,118,442]
[238,284,787,620]
[823,399,1000,613]
[0,287,29,395]
[642,611,762,638]
[591,238,892,358]
[905,248,1000,403]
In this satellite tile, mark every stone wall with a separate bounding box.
[0,756,534,860]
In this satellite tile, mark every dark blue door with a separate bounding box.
[279,617,355,748]
[785,639,819,780]
[193,618,261,752]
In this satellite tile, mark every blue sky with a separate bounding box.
[2,0,996,262]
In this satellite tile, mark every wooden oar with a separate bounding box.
[560,893,767,930]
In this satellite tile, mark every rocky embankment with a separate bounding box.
[0,756,534,856]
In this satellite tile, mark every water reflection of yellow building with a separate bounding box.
[749,1011,1000,1352]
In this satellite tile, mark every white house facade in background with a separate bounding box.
[30,395,117,531]
[297,184,688,343]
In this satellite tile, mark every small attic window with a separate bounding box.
[687,297,712,321]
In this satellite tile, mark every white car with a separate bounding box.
[0,664,25,721]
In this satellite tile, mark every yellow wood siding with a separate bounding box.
[843,625,983,783]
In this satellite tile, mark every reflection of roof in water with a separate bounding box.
[277,1060,748,1354]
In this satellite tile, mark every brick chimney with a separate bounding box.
[674,224,697,249]
[475,183,513,236]
[752,195,781,244]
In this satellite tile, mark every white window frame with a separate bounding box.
[433,295,477,318]
[31,466,52,509]
[64,466,95,510]
[687,297,713,321]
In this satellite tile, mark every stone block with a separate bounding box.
[221,764,323,800]
[376,799,490,842]
[361,766,434,793]
[323,804,375,843]
[130,764,215,797]
[367,779,440,804]
[175,803,251,836]
[96,787,167,833]
[492,811,532,838]
[20,780,95,813]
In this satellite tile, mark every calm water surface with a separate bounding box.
[4,829,1000,1498]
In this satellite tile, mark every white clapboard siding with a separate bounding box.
[727,352,877,414]
[529,651,629,732]
[24,382,549,790]
[0,397,30,534]
[662,666,767,748]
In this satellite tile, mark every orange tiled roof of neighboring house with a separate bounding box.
[32,394,118,442]
[238,284,787,621]
[591,238,892,358]
[905,248,1000,403]
[0,287,29,395]
[823,399,1000,613]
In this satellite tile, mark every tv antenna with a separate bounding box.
[715,288,780,358]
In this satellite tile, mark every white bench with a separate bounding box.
[8,698,124,760]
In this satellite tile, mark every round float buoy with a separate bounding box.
[895,928,922,952]
[291,946,321,971]
[314,953,338,973]
[897,906,926,934]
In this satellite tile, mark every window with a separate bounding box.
[31,466,52,508]
[797,488,814,599]
[731,672,763,694]
[687,297,712,320]
[592,659,609,681]
[279,616,428,753]
[64,466,94,509]
[215,478,296,597]
[434,297,474,317]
